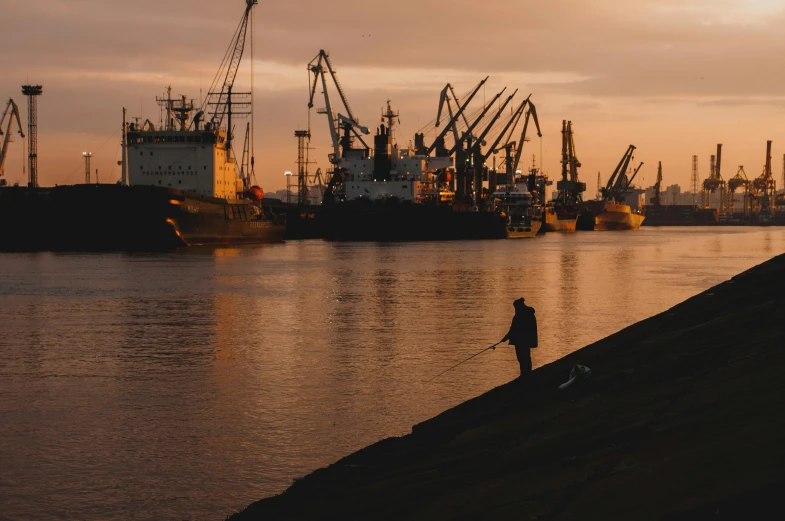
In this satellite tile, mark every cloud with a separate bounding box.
[3,0,785,190]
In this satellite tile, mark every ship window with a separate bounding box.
[187,136,193,143]
[158,180,161,184]
[188,165,191,170]
[150,151,153,156]
[204,166,207,170]
[179,136,185,143]
[140,166,143,170]
[178,180,182,184]
[140,151,143,156]
[158,166,161,170]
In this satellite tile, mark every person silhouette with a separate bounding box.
[501,298,538,378]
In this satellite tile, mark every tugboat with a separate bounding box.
[0,0,284,251]
[489,184,542,238]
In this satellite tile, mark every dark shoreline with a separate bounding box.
[228,253,785,520]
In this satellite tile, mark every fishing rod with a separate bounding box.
[427,341,503,382]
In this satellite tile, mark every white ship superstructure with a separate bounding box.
[333,101,452,203]
[126,89,244,200]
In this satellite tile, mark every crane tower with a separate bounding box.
[22,85,43,188]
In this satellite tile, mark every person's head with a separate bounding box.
[513,297,526,309]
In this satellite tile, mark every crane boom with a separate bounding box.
[308,50,369,163]
[448,88,506,156]
[321,51,358,125]
[473,89,518,155]
[488,99,525,158]
[606,145,636,191]
[0,98,24,178]
[627,161,644,187]
[427,77,488,155]
[209,0,257,131]
[513,100,541,172]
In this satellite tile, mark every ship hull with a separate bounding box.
[541,206,578,232]
[593,202,645,231]
[320,202,507,241]
[0,184,285,252]
[506,219,542,239]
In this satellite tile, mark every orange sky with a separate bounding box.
[3,0,785,192]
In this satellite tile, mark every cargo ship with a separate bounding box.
[0,0,284,252]
[592,201,645,230]
[542,205,578,232]
[489,185,542,239]
[587,144,646,231]
[317,101,506,241]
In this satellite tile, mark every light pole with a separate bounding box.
[284,171,293,204]
[83,152,93,184]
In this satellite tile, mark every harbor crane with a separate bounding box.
[203,0,257,156]
[749,140,776,216]
[490,97,540,181]
[727,166,750,214]
[555,120,585,207]
[601,144,639,203]
[418,77,488,157]
[0,98,24,181]
[651,161,663,206]
[308,49,370,163]
[701,143,726,211]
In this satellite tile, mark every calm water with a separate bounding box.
[1,227,783,520]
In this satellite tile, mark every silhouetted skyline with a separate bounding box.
[4,0,785,192]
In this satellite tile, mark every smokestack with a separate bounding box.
[716,144,722,180]
[710,155,716,180]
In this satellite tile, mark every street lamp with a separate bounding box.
[284,171,293,204]
[82,152,93,184]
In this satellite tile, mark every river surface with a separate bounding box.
[1,227,783,520]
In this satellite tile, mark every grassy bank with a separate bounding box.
[229,253,785,520]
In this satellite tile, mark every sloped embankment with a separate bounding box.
[230,254,785,520]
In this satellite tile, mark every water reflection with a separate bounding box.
[1,228,784,520]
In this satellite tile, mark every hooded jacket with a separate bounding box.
[506,305,538,349]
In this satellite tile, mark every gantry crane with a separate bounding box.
[0,98,25,181]
[308,49,370,164]
[750,140,776,216]
[727,166,750,214]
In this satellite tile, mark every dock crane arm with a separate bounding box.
[427,77,488,155]
[472,90,518,155]
[208,0,257,132]
[491,99,527,155]
[321,51,361,127]
[308,50,369,163]
[0,98,24,178]
[447,87,506,156]
[627,161,644,188]
[479,95,524,164]
[513,99,541,172]
[605,145,636,192]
